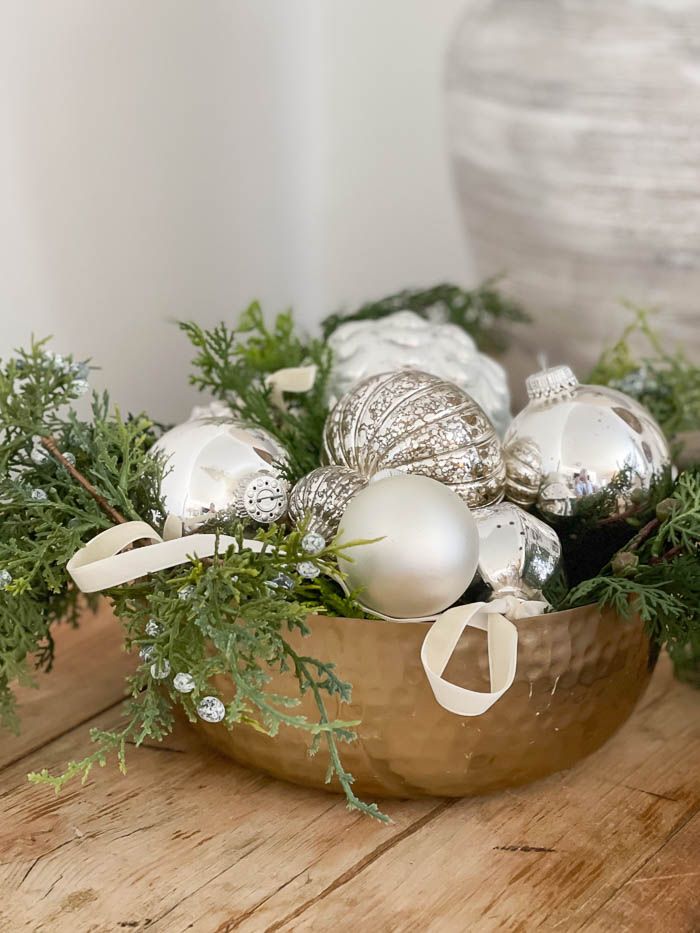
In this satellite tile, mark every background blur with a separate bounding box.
[1,1,468,421]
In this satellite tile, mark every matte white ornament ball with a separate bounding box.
[327,310,512,435]
[336,474,479,619]
[153,415,289,527]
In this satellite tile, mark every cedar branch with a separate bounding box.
[39,435,127,525]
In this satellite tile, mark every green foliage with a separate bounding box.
[556,469,700,659]
[181,303,332,482]
[0,340,164,730]
[589,305,700,439]
[30,521,387,821]
[321,280,530,354]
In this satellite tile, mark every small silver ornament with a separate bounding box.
[296,560,321,580]
[323,370,506,510]
[301,531,326,555]
[504,365,670,520]
[153,416,289,528]
[62,451,76,467]
[336,473,480,619]
[139,645,155,661]
[288,466,368,540]
[0,570,12,589]
[197,696,226,723]
[266,572,295,592]
[30,488,48,501]
[145,619,162,638]
[150,659,171,680]
[327,310,512,434]
[474,502,561,601]
[178,585,195,601]
[173,672,196,693]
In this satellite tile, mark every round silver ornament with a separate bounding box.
[336,473,480,619]
[173,672,196,694]
[327,310,512,434]
[504,365,671,520]
[288,466,368,540]
[153,416,289,528]
[474,502,561,601]
[323,370,506,510]
[301,531,326,555]
[150,659,171,680]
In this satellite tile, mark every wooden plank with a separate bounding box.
[0,706,435,933]
[0,600,134,771]
[580,810,700,932]
[253,656,700,932]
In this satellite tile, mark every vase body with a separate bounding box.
[196,604,654,799]
[446,0,700,401]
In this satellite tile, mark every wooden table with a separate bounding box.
[2,604,699,932]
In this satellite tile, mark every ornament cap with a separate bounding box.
[526,365,579,401]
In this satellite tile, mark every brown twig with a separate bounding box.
[625,517,660,554]
[40,435,127,526]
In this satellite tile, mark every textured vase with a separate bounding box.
[196,605,655,799]
[446,0,700,400]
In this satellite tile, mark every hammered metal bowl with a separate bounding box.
[196,604,655,798]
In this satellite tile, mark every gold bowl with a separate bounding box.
[197,604,655,798]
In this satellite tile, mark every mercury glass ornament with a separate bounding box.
[336,474,480,619]
[503,366,670,520]
[327,310,512,434]
[503,437,542,508]
[475,502,561,601]
[323,370,506,510]
[288,466,368,541]
[153,416,290,528]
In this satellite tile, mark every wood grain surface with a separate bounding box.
[1,603,698,931]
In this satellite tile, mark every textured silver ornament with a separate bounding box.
[323,370,506,510]
[30,488,48,502]
[475,502,561,601]
[173,672,196,694]
[197,696,226,723]
[153,416,289,528]
[266,572,295,592]
[178,585,195,601]
[504,366,671,520]
[145,619,162,638]
[336,473,480,619]
[139,645,155,661]
[327,310,512,434]
[288,466,368,540]
[0,570,12,589]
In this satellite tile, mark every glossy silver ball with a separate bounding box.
[327,310,512,434]
[153,416,289,527]
[474,502,561,601]
[504,366,670,519]
[323,370,506,510]
[288,466,369,541]
[336,474,480,619]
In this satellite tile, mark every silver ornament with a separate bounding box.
[173,672,196,694]
[288,466,368,540]
[30,488,48,501]
[266,572,295,592]
[139,645,155,661]
[474,502,561,601]
[0,570,12,589]
[153,416,289,528]
[197,696,226,723]
[504,365,670,520]
[323,370,506,510]
[327,310,512,435]
[503,437,542,507]
[178,585,195,601]
[336,473,480,619]
[145,619,162,638]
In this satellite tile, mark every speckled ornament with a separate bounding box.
[288,466,368,540]
[323,370,506,510]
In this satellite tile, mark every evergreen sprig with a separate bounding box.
[181,303,332,482]
[321,280,530,354]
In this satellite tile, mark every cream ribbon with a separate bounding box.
[264,365,318,411]
[420,596,546,717]
[66,520,262,593]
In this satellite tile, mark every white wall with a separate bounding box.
[1,0,470,422]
